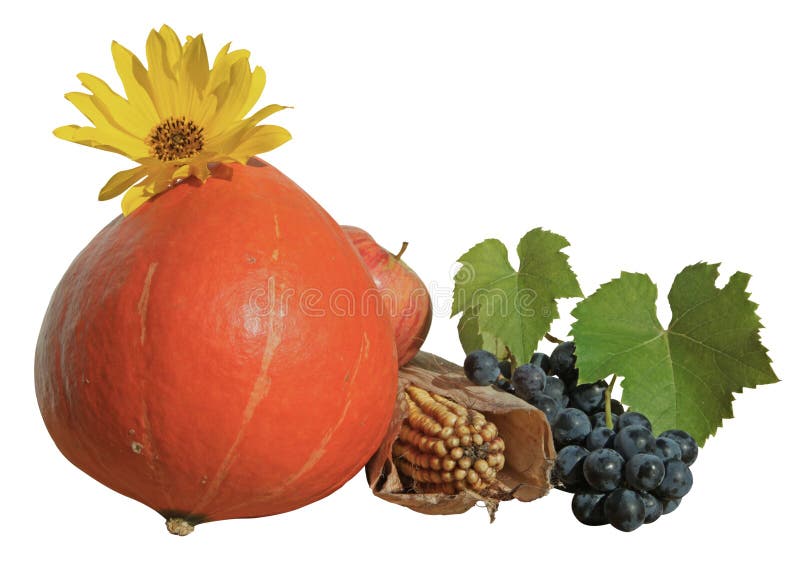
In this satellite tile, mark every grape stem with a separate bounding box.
[605,374,617,429]
[544,333,563,344]
[503,345,517,372]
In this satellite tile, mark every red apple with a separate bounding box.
[342,225,433,366]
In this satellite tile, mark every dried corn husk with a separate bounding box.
[366,351,555,521]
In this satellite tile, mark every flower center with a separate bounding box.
[147,116,205,162]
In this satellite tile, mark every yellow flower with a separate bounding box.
[54,25,291,215]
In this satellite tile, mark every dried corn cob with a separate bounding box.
[393,385,506,495]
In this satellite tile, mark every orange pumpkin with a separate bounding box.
[34,161,398,533]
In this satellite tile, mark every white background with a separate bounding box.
[2,1,798,574]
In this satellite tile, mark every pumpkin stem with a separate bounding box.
[165,517,195,536]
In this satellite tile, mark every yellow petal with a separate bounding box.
[172,164,191,179]
[212,44,250,69]
[147,169,177,195]
[64,92,113,129]
[207,42,233,92]
[54,124,149,159]
[210,50,249,98]
[66,89,157,144]
[121,183,151,215]
[208,58,251,131]
[156,25,183,69]
[145,29,176,81]
[181,34,209,96]
[78,73,154,136]
[145,30,179,117]
[208,60,264,125]
[111,41,159,123]
[238,65,266,118]
[210,45,251,90]
[247,103,291,125]
[191,92,218,128]
[98,166,148,200]
[203,45,269,131]
[227,125,292,161]
[189,161,212,182]
[205,104,289,150]
[121,165,175,214]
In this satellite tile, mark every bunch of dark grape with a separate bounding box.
[463,342,698,532]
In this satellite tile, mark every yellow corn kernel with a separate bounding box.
[480,422,499,443]
[489,437,505,453]
[406,386,459,428]
[405,395,443,437]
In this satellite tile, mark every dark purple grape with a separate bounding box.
[569,380,608,414]
[659,430,698,466]
[554,445,590,492]
[639,491,663,524]
[529,352,552,374]
[590,411,619,430]
[616,411,652,432]
[653,437,682,462]
[463,350,500,385]
[609,399,625,415]
[544,376,566,401]
[613,425,656,460]
[552,408,592,448]
[625,453,666,492]
[661,497,681,514]
[654,459,693,499]
[529,392,561,424]
[571,492,608,526]
[604,488,646,532]
[583,448,625,492]
[512,363,547,401]
[550,340,578,384]
[585,427,616,451]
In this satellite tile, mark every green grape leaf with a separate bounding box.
[457,305,508,359]
[570,263,779,446]
[452,228,583,364]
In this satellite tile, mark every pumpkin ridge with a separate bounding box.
[190,311,286,515]
[136,262,158,345]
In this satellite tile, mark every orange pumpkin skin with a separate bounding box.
[34,162,398,526]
